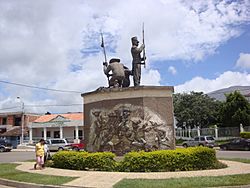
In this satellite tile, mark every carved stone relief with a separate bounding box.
[87,104,173,155]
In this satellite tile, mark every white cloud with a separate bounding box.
[236,53,250,70]
[168,66,177,75]
[0,0,250,113]
[175,71,250,93]
[141,69,161,86]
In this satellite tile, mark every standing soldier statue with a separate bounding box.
[131,35,145,86]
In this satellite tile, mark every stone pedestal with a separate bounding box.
[81,86,175,155]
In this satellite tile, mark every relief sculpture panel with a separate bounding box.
[87,104,173,155]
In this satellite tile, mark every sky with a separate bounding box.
[0,0,250,114]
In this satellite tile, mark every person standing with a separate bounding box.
[131,36,145,86]
[34,139,45,170]
[42,141,50,168]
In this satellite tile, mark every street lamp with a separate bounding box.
[17,97,24,145]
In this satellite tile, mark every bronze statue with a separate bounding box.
[103,58,125,88]
[131,36,145,86]
[101,32,131,88]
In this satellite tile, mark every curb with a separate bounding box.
[12,149,35,152]
[0,178,87,188]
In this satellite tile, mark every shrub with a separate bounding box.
[240,132,250,139]
[118,147,217,172]
[52,151,116,171]
[52,147,218,172]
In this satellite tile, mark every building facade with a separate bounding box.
[0,112,40,148]
[29,112,84,143]
[244,93,250,102]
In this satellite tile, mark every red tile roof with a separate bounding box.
[34,113,83,123]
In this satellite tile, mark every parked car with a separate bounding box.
[182,136,216,148]
[45,138,69,151]
[64,142,85,151]
[46,138,84,151]
[0,139,13,152]
[219,138,250,151]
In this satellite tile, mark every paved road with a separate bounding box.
[216,150,250,159]
[0,150,249,163]
[0,151,34,163]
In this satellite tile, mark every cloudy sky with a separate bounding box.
[0,0,250,114]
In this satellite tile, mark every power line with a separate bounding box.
[0,104,82,111]
[0,80,82,94]
[0,106,19,111]
[25,104,82,107]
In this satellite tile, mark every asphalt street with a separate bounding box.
[216,150,250,159]
[0,151,35,163]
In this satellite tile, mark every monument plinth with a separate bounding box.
[81,86,175,155]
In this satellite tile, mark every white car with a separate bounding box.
[45,138,69,151]
[182,136,216,148]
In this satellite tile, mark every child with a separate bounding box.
[34,139,45,170]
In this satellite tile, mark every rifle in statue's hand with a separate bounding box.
[101,31,109,82]
[142,22,146,68]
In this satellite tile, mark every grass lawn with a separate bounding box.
[115,158,250,188]
[218,158,250,164]
[114,174,250,188]
[0,163,76,185]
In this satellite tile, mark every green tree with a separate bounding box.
[173,92,221,128]
[220,91,250,127]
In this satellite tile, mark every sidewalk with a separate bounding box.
[13,160,250,188]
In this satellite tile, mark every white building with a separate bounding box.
[29,112,83,143]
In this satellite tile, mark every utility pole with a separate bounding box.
[17,97,24,145]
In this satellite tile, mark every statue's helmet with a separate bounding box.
[131,36,139,43]
[109,58,120,64]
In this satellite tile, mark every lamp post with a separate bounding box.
[17,97,24,145]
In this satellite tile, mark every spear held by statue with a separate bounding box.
[142,22,146,68]
[100,32,110,83]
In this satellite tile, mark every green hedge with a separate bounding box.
[118,147,217,172]
[240,132,250,139]
[52,151,116,171]
[52,147,218,172]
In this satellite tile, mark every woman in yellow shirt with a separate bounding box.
[34,139,45,170]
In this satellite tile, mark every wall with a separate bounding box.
[82,86,175,155]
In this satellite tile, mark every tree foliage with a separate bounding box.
[173,92,221,128]
[220,91,250,127]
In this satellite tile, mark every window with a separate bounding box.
[54,131,60,138]
[51,140,58,144]
[14,117,21,126]
[79,130,83,139]
[206,136,214,141]
[194,137,199,141]
[41,131,51,138]
[74,130,83,139]
[2,117,7,125]
[51,139,66,144]
[200,137,205,141]
[47,131,51,138]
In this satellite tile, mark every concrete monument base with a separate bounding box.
[81,86,175,155]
